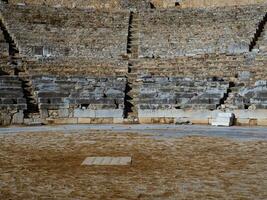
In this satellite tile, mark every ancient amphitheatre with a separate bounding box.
[0,0,267,199]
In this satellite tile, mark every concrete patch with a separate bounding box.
[81,157,132,166]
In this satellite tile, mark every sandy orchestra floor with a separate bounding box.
[0,130,267,199]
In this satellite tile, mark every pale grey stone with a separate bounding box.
[81,157,132,166]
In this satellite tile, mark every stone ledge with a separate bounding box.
[46,117,124,124]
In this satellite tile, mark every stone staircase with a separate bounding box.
[19,72,41,123]
[124,63,140,123]
[0,18,19,71]
[124,12,140,123]
[127,12,140,59]
[220,87,246,110]
[250,12,267,52]
[0,18,42,125]
[254,22,267,54]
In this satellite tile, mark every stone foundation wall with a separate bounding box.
[138,110,267,126]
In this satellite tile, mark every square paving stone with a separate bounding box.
[81,157,132,166]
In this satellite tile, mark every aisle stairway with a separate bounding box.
[250,12,267,51]
[0,18,41,124]
[125,12,140,123]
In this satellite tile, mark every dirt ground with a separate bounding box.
[0,130,267,200]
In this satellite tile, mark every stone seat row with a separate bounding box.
[142,4,266,21]
[30,75,126,119]
[22,59,128,76]
[137,77,229,110]
[132,54,267,84]
[0,76,26,110]
[237,81,267,109]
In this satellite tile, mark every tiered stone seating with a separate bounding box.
[8,0,151,10]
[137,76,231,124]
[30,75,126,123]
[1,1,267,125]
[237,80,267,109]
[132,54,267,83]
[0,4,129,59]
[23,58,128,76]
[132,53,267,116]
[180,0,267,8]
[0,75,26,125]
[138,76,229,111]
[139,4,267,58]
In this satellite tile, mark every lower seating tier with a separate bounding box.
[138,76,229,111]
[0,75,26,125]
[30,75,127,121]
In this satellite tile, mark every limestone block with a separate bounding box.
[238,71,251,81]
[191,119,209,125]
[81,157,132,166]
[113,118,124,124]
[233,110,267,120]
[0,110,12,126]
[212,113,235,126]
[40,109,49,119]
[74,109,124,118]
[257,119,267,126]
[47,118,78,124]
[139,117,153,124]
[236,118,250,126]
[90,118,113,124]
[58,109,70,118]
[11,110,24,124]
[78,118,91,124]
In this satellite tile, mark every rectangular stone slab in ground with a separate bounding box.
[81,157,132,166]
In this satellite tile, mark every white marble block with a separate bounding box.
[212,113,235,127]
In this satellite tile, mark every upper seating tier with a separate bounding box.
[139,4,267,58]
[0,4,130,60]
